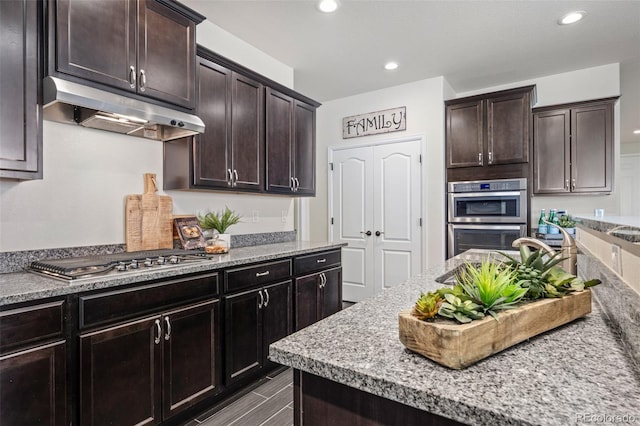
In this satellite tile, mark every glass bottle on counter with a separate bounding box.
[548,209,559,234]
[538,209,548,235]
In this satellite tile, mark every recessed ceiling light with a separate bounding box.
[634,129,640,135]
[559,11,586,25]
[384,62,398,70]
[317,0,339,13]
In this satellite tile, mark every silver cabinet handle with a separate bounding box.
[256,271,270,277]
[129,66,136,88]
[258,290,264,309]
[318,273,323,288]
[264,288,270,307]
[154,319,161,345]
[227,169,233,186]
[139,69,146,91]
[320,273,327,288]
[488,151,493,164]
[478,152,483,165]
[316,258,326,264]
[565,179,569,190]
[290,177,295,192]
[164,316,171,341]
[233,169,239,187]
[294,177,300,192]
[571,178,576,191]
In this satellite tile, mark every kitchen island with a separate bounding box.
[269,250,640,426]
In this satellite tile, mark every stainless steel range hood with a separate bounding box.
[43,76,204,141]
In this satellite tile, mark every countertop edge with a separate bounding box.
[0,241,346,306]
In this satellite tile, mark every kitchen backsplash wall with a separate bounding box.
[0,19,296,253]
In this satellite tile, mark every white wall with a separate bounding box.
[458,63,622,225]
[0,20,295,252]
[311,77,449,268]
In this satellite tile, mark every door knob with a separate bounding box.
[375,231,384,236]
[360,231,372,236]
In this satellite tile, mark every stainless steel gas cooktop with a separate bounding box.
[27,249,215,281]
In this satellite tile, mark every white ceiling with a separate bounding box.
[182,0,640,142]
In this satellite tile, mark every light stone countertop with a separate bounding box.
[268,250,640,426]
[0,241,345,306]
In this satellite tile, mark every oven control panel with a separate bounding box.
[449,178,527,193]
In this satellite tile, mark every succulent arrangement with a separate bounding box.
[411,249,601,324]
[197,206,242,234]
[557,214,576,228]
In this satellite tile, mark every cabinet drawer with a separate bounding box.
[79,273,218,329]
[0,300,65,353]
[225,259,291,293]
[294,250,341,275]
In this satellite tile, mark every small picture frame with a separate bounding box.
[174,216,205,250]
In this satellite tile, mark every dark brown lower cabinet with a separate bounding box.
[80,299,220,425]
[294,370,463,426]
[0,341,66,426]
[225,280,292,385]
[295,267,342,331]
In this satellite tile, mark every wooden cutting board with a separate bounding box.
[126,173,173,252]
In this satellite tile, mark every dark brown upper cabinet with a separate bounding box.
[191,57,264,191]
[533,98,617,195]
[266,88,317,196]
[164,46,320,196]
[0,0,42,180]
[446,85,536,169]
[53,0,203,109]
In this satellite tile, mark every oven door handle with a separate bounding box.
[448,224,526,231]
[449,191,523,198]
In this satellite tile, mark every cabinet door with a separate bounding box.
[194,58,232,188]
[571,102,613,193]
[262,281,292,362]
[294,273,321,331]
[266,88,294,193]
[0,0,41,179]
[138,0,196,108]
[0,341,66,426]
[232,72,264,191]
[293,100,316,195]
[224,289,262,385]
[56,0,137,91]
[162,300,221,420]
[446,100,484,168]
[80,316,162,426]
[320,267,342,320]
[533,109,571,194]
[487,91,530,165]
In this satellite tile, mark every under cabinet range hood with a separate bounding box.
[42,76,204,141]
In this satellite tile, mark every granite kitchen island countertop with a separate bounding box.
[269,250,640,426]
[0,241,345,306]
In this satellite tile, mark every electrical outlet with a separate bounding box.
[252,210,260,223]
[611,244,622,275]
[281,210,287,223]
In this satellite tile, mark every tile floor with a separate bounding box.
[185,368,294,426]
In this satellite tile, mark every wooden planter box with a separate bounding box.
[398,290,592,369]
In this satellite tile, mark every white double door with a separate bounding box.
[329,138,422,302]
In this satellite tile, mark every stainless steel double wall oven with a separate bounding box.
[447,178,528,257]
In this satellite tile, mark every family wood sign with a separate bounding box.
[342,106,406,139]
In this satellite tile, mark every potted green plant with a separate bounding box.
[197,207,242,248]
[557,214,576,235]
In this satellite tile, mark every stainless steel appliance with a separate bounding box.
[27,249,215,282]
[43,77,204,141]
[447,178,528,257]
